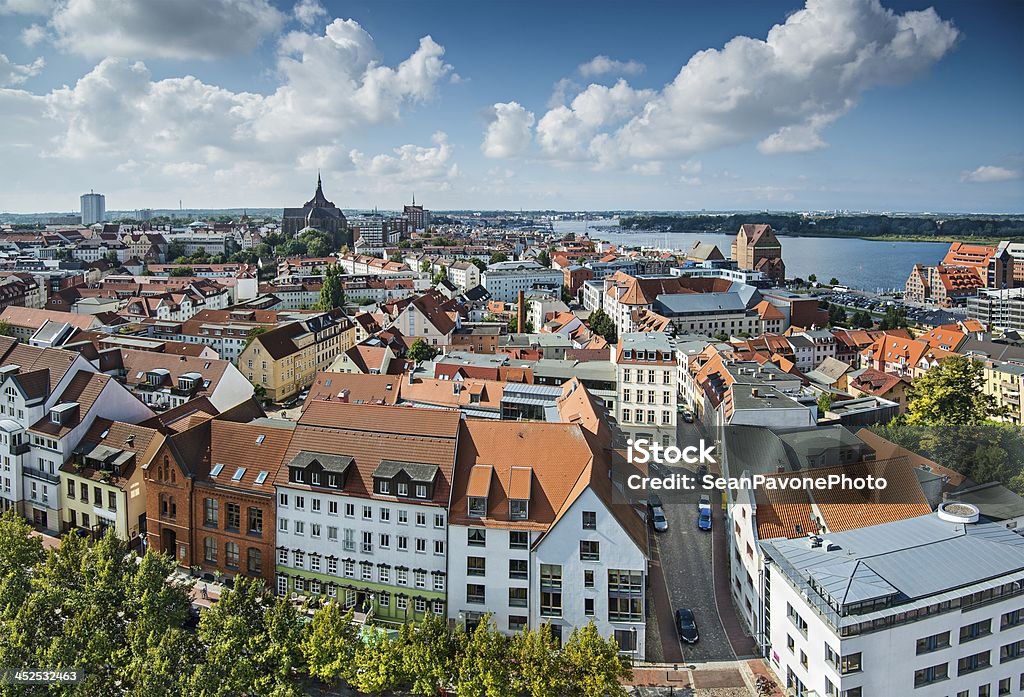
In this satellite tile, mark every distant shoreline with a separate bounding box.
[612,228,1003,245]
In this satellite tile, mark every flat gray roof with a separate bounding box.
[654,292,748,315]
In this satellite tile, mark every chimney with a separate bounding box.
[517,290,526,333]
[338,389,350,404]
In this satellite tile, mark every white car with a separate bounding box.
[651,506,669,533]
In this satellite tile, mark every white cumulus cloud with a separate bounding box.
[293,0,327,26]
[481,102,535,159]
[52,0,287,60]
[961,165,1021,183]
[0,0,53,14]
[0,54,44,86]
[579,55,645,78]
[20,24,46,46]
[505,0,958,168]
[350,132,456,183]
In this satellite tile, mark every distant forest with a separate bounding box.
[618,214,1024,239]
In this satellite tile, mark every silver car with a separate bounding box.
[651,506,669,532]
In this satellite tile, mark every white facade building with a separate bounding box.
[80,191,105,226]
[614,333,678,447]
[482,262,564,302]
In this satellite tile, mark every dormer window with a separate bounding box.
[291,468,305,483]
[509,499,528,519]
[379,480,390,495]
[50,411,61,425]
[624,349,633,359]
[468,496,487,518]
[415,484,427,499]
[397,482,408,496]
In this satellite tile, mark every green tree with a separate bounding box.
[302,602,358,686]
[906,355,1002,426]
[587,307,617,343]
[827,304,847,327]
[817,391,833,415]
[829,277,840,286]
[456,619,511,697]
[470,258,487,272]
[537,249,551,267]
[879,305,908,330]
[808,274,818,283]
[408,338,439,363]
[420,259,432,273]
[852,310,873,329]
[243,326,267,349]
[0,508,46,614]
[352,630,405,694]
[402,612,461,695]
[318,265,345,311]
[489,252,508,265]
[0,320,12,337]
[511,624,566,697]
[561,623,632,697]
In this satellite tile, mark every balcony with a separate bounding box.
[23,468,60,484]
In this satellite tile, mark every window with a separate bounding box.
[1001,640,1024,663]
[509,559,528,580]
[540,564,562,618]
[1000,677,1011,696]
[509,587,527,607]
[226,503,240,531]
[509,499,528,519]
[397,596,408,611]
[398,483,408,497]
[327,558,337,575]
[509,531,528,549]
[434,513,445,528]
[379,534,390,549]
[107,491,116,510]
[415,484,427,498]
[203,498,219,527]
[584,598,595,616]
[247,548,262,574]
[1003,609,1024,630]
[414,570,425,588]
[310,555,320,572]
[958,651,991,675]
[279,493,288,507]
[787,635,795,653]
[293,551,304,568]
[294,577,304,592]
[468,497,487,517]
[277,548,288,565]
[380,508,391,523]
[311,498,321,513]
[328,526,337,541]
[467,557,486,577]
[361,563,372,581]
[840,652,862,675]
[204,537,217,563]
[344,560,355,577]
[467,584,486,604]
[362,531,372,553]
[378,566,390,584]
[917,631,951,654]
[345,503,354,518]
[398,510,408,525]
[509,615,527,632]
[397,536,408,552]
[607,569,643,622]
[614,630,636,652]
[379,479,390,494]
[580,540,600,561]
[467,528,486,547]
[582,511,596,530]
[294,520,305,536]
[584,569,594,588]
[787,603,808,635]
[434,540,445,555]
[311,523,321,539]
[414,597,427,613]
[378,592,389,608]
[917,659,946,687]
[247,507,262,535]
[960,619,992,643]
[433,573,445,591]
[416,512,426,527]
[295,496,305,510]
[328,501,338,515]
[224,542,239,569]
[415,538,426,554]
[362,505,372,520]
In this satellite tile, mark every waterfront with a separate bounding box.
[552,221,948,292]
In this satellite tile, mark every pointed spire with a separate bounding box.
[412,192,416,206]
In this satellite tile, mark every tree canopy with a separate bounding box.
[905,355,1002,426]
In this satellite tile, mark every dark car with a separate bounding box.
[676,608,699,644]
[697,508,712,531]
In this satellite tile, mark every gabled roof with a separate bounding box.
[29,371,112,437]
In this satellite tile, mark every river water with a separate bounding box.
[551,220,948,292]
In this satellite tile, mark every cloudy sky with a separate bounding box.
[1,0,1021,213]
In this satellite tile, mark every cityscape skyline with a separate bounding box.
[0,0,1021,214]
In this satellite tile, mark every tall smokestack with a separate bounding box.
[517,290,526,333]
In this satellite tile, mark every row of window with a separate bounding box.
[66,479,117,511]
[284,576,445,616]
[620,409,672,425]
[620,368,672,384]
[918,612,1024,656]
[203,537,262,573]
[279,521,445,556]
[203,498,263,535]
[621,389,673,406]
[279,550,446,590]
[279,494,444,528]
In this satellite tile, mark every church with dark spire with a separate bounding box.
[282,173,349,245]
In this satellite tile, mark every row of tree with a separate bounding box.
[871,355,1024,493]
[619,213,1024,238]
[0,511,632,696]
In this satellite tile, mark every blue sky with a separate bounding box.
[0,0,1021,213]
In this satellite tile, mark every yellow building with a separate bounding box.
[983,360,1024,425]
[59,419,163,547]
[238,309,355,402]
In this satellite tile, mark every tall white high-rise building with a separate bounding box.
[80,190,105,226]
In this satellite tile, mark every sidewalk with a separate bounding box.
[710,507,758,658]
[647,539,684,663]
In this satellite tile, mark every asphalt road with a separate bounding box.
[647,419,735,662]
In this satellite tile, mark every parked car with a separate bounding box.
[676,608,699,643]
[647,493,663,511]
[698,494,711,510]
[682,411,694,423]
[697,507,712,531]
[651,506,669,533]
